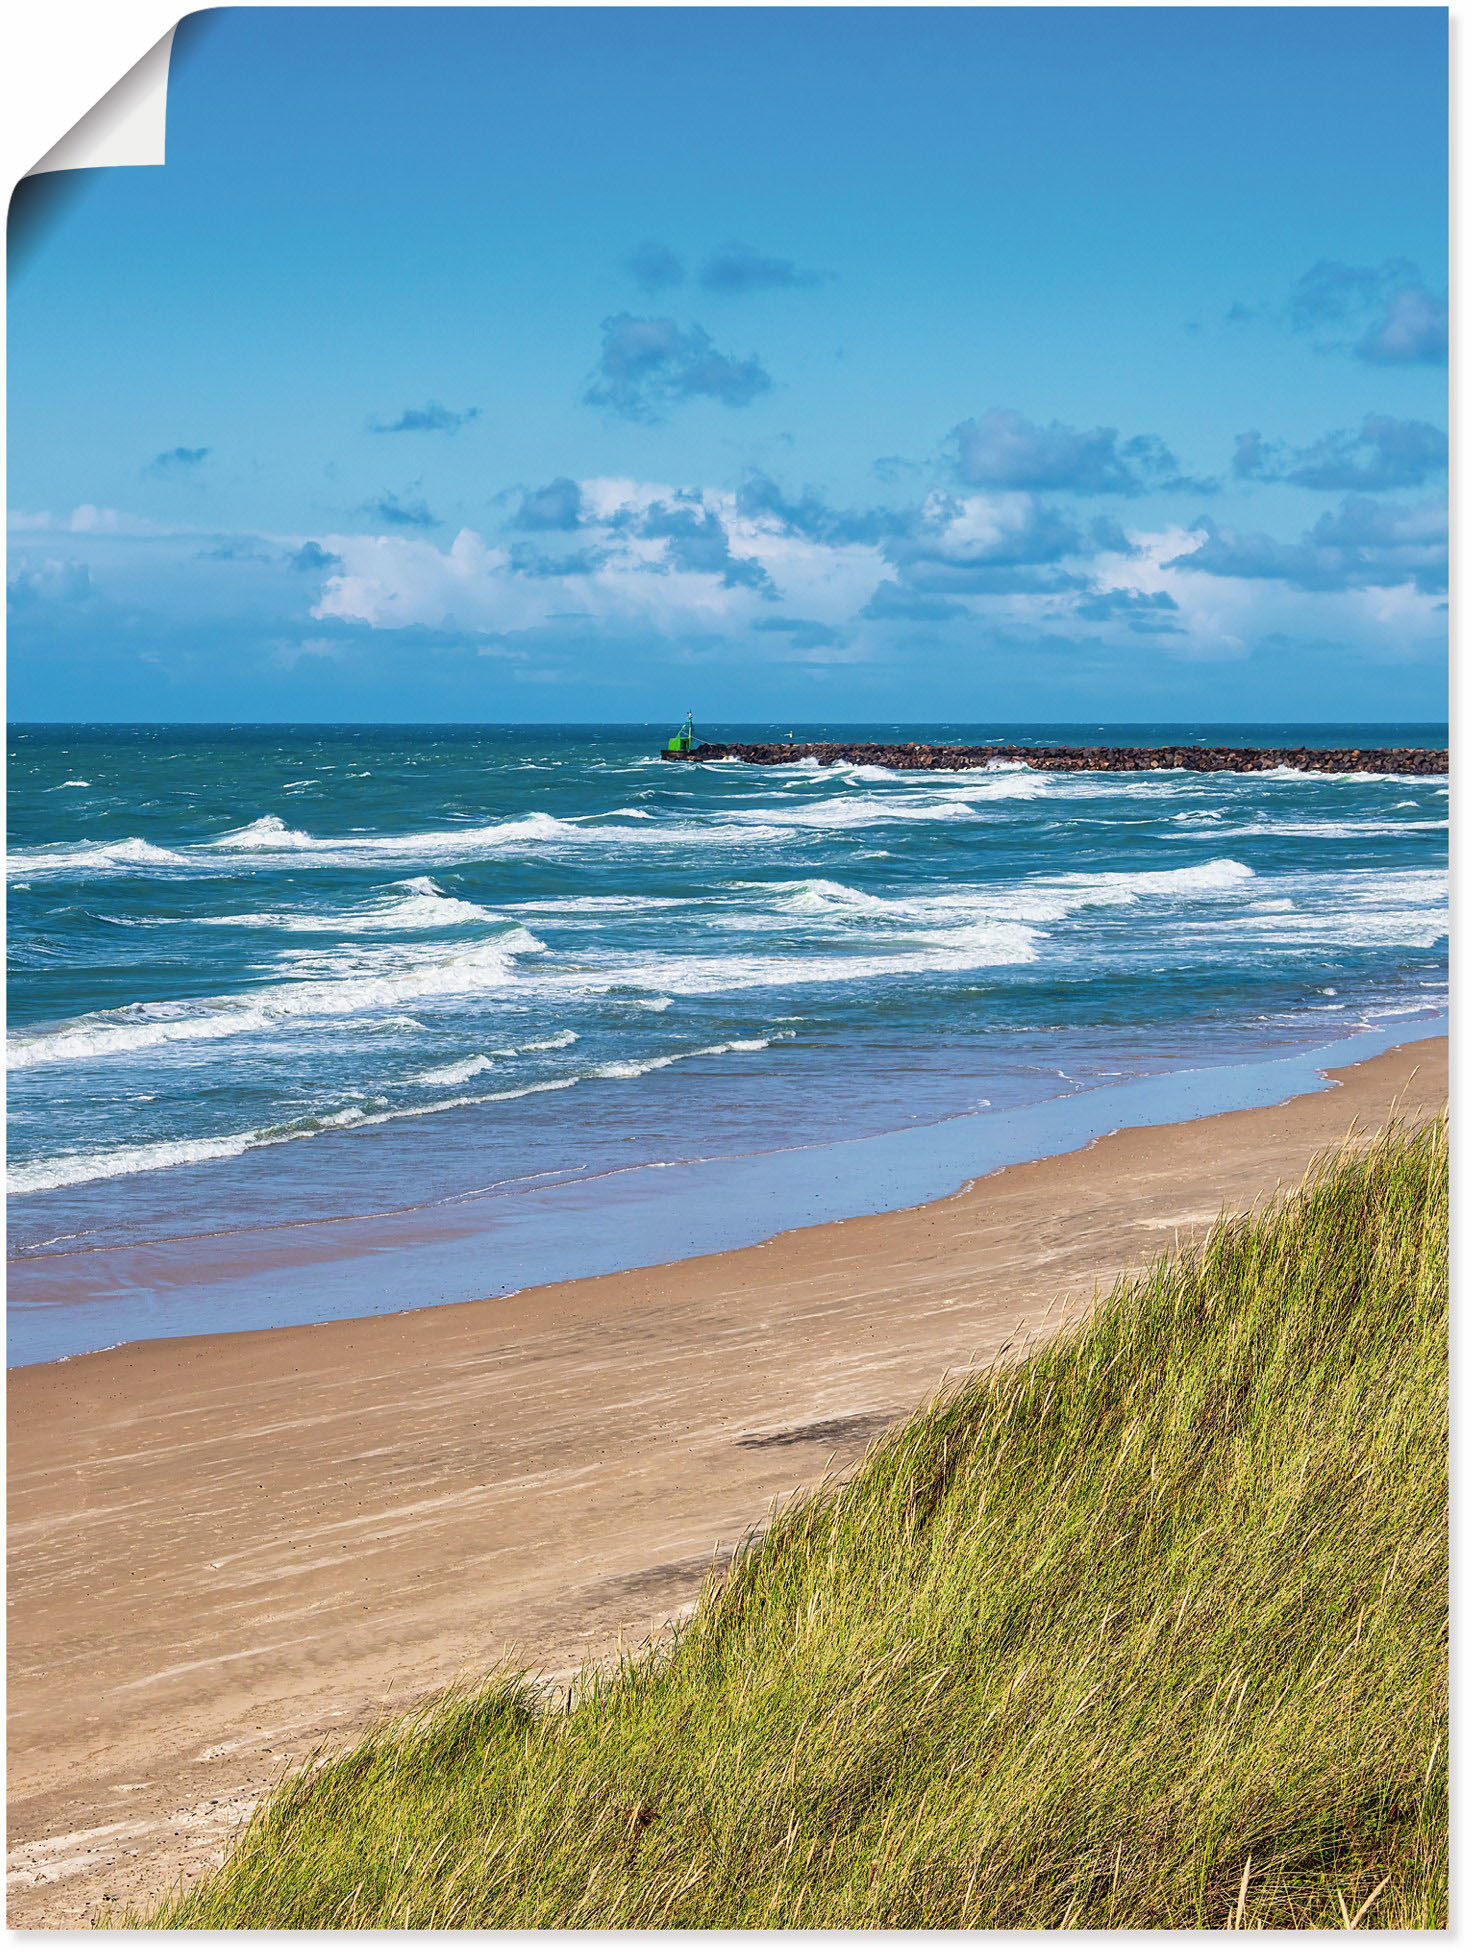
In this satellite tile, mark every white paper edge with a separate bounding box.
[25,26,177,177]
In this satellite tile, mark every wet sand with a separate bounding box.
[6,1034,1445,1926]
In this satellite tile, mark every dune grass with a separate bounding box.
[133,1115,1448,1930]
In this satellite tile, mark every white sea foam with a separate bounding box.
[11,776,1068,885]
[590,1034,782,1080]
[1173,819,1448,841]
[556,922,1042,998]
[410,1029,579,1086]
[211,814,319,849]
[201,809,581,864]
[8,1076,582,1194]
[202,881,501,932]
[9,1032,778,1193]
[1177,867,1446,951]
[1244,765,1439,784]
[7,930,545,1071]
[725,859,1257,936]
[410,1053,501,1087]
[6,836,189,878]
[508,894,685,914]
[1049,858,1255,899]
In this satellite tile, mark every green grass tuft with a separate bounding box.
[131,1116,1448,1929]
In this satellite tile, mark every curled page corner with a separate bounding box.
[26,25,178,177]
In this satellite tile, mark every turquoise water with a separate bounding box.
[8,723,1448,1362]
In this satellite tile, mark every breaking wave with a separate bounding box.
[9,1031,784,1193]
[7,929,545,1071]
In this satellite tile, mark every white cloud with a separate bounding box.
[8,504,166,535]
[311,479,893,641]
[1091,522,1444,665]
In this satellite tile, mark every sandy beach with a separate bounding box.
[6,1034,1445,1927]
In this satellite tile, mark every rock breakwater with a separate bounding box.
[662,743,1447,775]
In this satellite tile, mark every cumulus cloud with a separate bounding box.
[885,490,1086,594]
[1073,587,1183,634]
[949,409,1214,496]
[311,517,781,640]
[583,314,772,420]
[506,542,609,578]
[735,473,907,546]
[7,559,97,608]
[1286,259,1448,366]
[513,477,584,530]
[698,243,825,293]
[289,540,343,572]
[734,474,1102,598]
[306,470,890,646]
[1287,258,1413,333]
[148,446,210,473]
[1358,285,1448,365]
[14,476,1443,690]
[370,402,479,434]
[1233,415,1447,492]
[361,492,438,528]
[1087,514,1140,556]
[1168,496,1447,594]
[637,498,775,592]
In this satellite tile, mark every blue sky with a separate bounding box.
[8,5,1448,722]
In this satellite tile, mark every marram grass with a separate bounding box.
[132,1116,1448,1929]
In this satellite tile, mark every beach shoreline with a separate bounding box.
[8,1012,1448,1369]
[6,1032,1446,1926]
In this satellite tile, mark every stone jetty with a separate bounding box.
[660,742,1447,776]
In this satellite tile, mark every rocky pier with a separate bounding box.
[660,742,1447,776]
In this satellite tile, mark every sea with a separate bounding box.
[8,722,1448,1366]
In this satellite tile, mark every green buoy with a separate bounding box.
[665,711,695,755]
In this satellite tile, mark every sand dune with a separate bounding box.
[6,1035,1445,1927]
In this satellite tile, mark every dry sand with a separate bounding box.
[6,1034,1445,1926]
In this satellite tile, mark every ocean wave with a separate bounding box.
[24,848,1250,1069]
[1049,858,1256,899]
[726,859,1257,932]
[7,1076,582,1195]
[590,1034,785,1080]
[1171,819,1448,841]
[1178,868,1446,951]
[9,1032,781,1193]
[1247,766,1438,784]
[507,893,686,914]
[6,835,189,878]
[1188,908,1447,951]
[203,809,582,862]
[723,795,978,833]
[6,930,545,1071]
[11,780,1063,885]
[556,922,1042,997]
[202,878,501,932]
[410,1029,579,1086]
